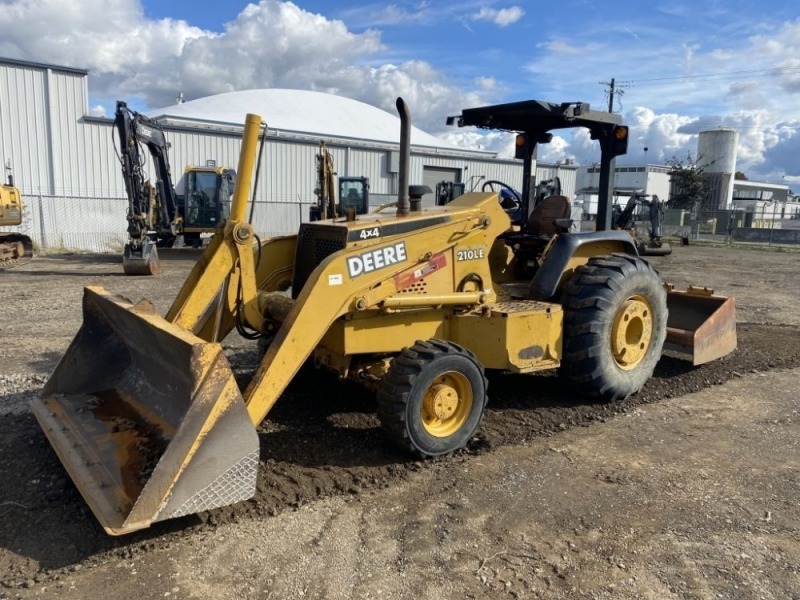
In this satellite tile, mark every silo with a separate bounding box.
[697,128,739,209]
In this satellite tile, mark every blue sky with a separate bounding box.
[1,0,799,183]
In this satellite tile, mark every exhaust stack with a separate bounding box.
[396,97,411,217]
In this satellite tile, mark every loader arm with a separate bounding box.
[243,253,366,425]
[161,112,298,344]
[163,226,298,341]
[194,235,297,343]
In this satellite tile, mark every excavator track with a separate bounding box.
[0,233,33,270]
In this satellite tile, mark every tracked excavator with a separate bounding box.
[34,98,737,536]
[613,191,672,256]
[0,165,33,269]
[309,140,370,221]
[115,101,235,275]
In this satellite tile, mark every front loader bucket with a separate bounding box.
[665,286,737,365]
[32,286,259,535]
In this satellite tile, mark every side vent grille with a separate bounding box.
[292,223,348,298]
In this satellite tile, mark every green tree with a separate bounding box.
[734,170,748,180]
[667,153,708,214]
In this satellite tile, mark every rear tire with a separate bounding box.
[561,254,667,401]
[377,340,488,457]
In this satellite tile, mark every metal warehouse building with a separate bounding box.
[0,56,578,253]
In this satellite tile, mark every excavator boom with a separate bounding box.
[114,102,235,274]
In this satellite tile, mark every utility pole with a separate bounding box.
[600,78,628,113]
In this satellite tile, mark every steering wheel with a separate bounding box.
[482,180,521,212]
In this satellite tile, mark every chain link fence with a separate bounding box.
[661,206,800,247]
[1,195,314,253]
[6,194,800,254]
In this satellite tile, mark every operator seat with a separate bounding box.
[511,195,573,280]
[527,195,572,236]
[203,188,217,204]
[197,187,219,225]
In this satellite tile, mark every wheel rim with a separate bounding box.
[611,294,654,370]
[421,371,473,438]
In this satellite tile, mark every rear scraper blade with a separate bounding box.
[665,286,737,366]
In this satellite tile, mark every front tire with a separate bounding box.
[377,340,488,457]
[561,254,667,401]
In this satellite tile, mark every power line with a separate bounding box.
[687,124,800,132]
[618,65,800,87]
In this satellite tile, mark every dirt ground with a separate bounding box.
[1,244,799,599]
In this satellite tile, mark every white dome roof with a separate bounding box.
[151,89,456,149]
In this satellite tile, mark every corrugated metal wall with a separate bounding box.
[265,137,317,202]
[347,148,387,193]
[81,120,125,197]
[0,63,50,193]
[3,58,592,251]
[48,70,87,194]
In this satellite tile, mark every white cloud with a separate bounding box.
[0,0,501,133]
[624,107,697,165]
[536,40,591,57]
[536,135,572,164]
[772,59,800,94]
[474,76,498,92]
[0,0,206,74]
[440,129,515,156]
[1,0,800,182]
[0,0,384,106]
[344,61,490,133]
[470,6,524,27]
[337,3,430,26]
